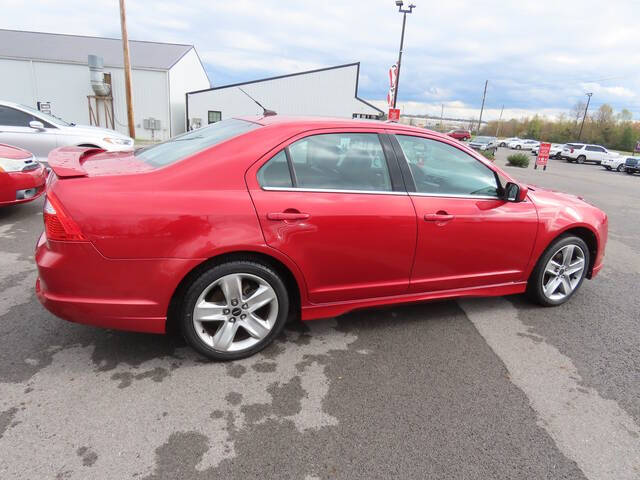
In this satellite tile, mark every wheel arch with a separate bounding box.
[166,249,304,335]
[540,226,598,279]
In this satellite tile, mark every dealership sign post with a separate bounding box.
[535,142,551,170]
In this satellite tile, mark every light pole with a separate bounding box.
[578,92,593,141]
[392,1,416,109]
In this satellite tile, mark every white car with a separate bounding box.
[498,137,520,147]
[562,143,618,165]
[601,155,627,172]
[0,101,134,163]
[508,139,539,150]
[531,143,565,159]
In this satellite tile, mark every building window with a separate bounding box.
[208,111,222,124]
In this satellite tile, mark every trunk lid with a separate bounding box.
[47,146,153,178]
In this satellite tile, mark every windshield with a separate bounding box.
[473,137,493,143]
[18,104,71,126]
[135,119,260,168]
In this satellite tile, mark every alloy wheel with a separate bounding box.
[541,244,586,301]
[192,273,279,352]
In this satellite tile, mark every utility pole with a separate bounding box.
[578,92,593,141]
[392,1,416,109]
[440,103,444,131]
[119,0,135,139]
[476,80,488,135]
[495,104,504,137]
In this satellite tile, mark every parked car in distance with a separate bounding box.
[508,139,539,150]
[601,155,627,172]
[499,137,520,147]
[0,143,46,206]
[446,129,471,141]
[0,101,134,164]
[36,116,608,360]
[562,143,618,165]
[469,136,498,152]
[531,143,565,159]
[624,156,640,174]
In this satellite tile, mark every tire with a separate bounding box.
[515,145,521,150]
[180,260,290,360]
[527,235,590,307]
[627,170,634,175]
[577,155,586,164]
[616,164,625,172]
[605,166,612,170]
[555,153,562,159]
[500,142,506,147]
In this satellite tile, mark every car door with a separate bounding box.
[0,105,58,161]
[389,132,538,293]
[246,130,417,304]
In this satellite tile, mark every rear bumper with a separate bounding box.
[35,233,202,334]
[0,166,46,206]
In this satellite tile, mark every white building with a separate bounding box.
[0,29,210,141]
[186,62,382,129]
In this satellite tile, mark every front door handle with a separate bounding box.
[424,212,455,222]
[267,212,310,221]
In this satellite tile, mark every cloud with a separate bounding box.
[1,0,639,119]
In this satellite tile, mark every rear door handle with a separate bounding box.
[424,213,455,222]
[267,212,310,221]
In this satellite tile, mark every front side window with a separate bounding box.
[396,135,499,197]
[135,118,259,168]
[285,133,392,192]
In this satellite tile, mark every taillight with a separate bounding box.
[570,148,574,153]
[43,194,86,241]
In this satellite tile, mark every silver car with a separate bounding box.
[0,101,133,163]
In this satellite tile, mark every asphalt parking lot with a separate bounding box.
[1,148,639,480]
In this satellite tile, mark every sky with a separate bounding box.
[2,0,639,121]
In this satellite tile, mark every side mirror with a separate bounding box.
[504,182,528,202]
[29,120,45,130]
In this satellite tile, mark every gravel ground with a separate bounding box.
[0,148,638,479]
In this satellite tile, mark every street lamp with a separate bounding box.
[577,92,593,141]
[392,1,416,109]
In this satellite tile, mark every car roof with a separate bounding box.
[239,115,453,140]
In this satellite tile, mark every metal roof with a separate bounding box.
[0,29,194,70]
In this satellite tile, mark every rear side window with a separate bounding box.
[258,133,392,192]
[396,135,499,197]
[135,119,259,168]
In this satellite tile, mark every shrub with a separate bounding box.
[479,150,495,161]
[507,153,530,168]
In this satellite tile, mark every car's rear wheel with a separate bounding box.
[616,164,625,172]
[527,235,589,307]
[555,152,562,159]
[605,166,612,170]
[180,261,289,360]
[577,155,586,164]
[515,145,521,150]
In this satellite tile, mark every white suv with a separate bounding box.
[562,143,618,165]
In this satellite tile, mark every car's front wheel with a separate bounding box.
[527,235,590,307]
[515,145,521,150]
[577,155,586,164]
[616,164,625,172]
[180,261,289,360]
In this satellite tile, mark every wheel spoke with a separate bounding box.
[566,258,585,276]
[545,260,562,275]
[211,321,238,351]
[544,276,562,296]
[245,285,276,313]
[560,277,573,295]
[242,314,271,340]
[220,274,243,304]
[194,300,226,322]
[562,245,575,267]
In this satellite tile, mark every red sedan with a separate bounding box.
[0,143,46,206]
[446,129,471,141]
[36,117,607,360]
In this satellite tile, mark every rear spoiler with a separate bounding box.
[47,146,105,178]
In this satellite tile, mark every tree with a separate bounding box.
[570,101,586,123]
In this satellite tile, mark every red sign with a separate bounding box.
[388,108,400,122]
[535,142,551,170]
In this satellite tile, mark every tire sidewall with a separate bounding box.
[528,235,590,307]
[180,261,290,360]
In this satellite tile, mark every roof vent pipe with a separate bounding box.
[88,55,111,96]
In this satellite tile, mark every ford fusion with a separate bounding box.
[35,117,608,360]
